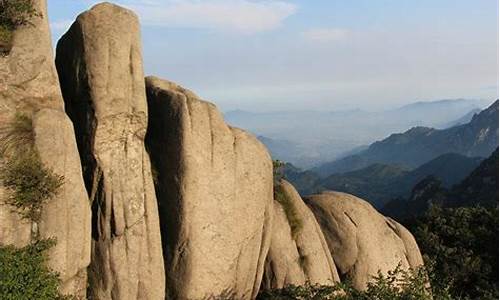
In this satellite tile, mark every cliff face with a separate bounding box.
[305,191,424,290]
[2,2,429,299]
[262,180,339,290]
[0,0,91,298]
[55,4,165,300]
[145,76,273,299]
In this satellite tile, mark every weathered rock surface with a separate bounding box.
[0,0,63,112]
[34,109,92,297]
[0,1,91,298]
[145,76,273,300]
[55,3,165,300]
[262,180,339,290]
[305,191,424,290]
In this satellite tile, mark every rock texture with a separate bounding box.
[145,76,273,300]
[34,109,92,296]
[0,0,63,112]
[305,191,424,290]
[55,4,165,300]
[0,1,91,298]
[262,180,339,290]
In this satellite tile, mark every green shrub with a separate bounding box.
[274,184,303,240]
[0,0,40,53]
[0,114,64,221]
[0,238,69,300]
[410,205,499,299]
[1,152,64,221]
[273,160,303,239]
[258,264,452,300]
[273,160,286,184]
[0,0,39,29]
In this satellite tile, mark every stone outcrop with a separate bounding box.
[0,0,91,298]
[305,191,424,290]
[55,3,165,300]
[262,180,339,290]
[145,76,273,300]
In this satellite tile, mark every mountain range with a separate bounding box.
[225,99,491,168]
[382,148,499,220]
[287,152,484,208]
[313,100,498,177]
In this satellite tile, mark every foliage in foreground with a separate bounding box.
[0,239,69,300]
[0,0,39,30]
[1,152,64,221]
[258,264,452,300]
[0,0,40,52]
[410,205,499,300]
[0,114,64,222]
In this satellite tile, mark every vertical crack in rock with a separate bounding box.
[145,76,273,300]
[55,3,165,299]
[262,180,340,291]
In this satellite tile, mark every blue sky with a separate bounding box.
[47,0,499,112]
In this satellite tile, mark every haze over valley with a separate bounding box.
[225,98,491,168]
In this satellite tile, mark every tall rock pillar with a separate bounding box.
[0,0,91,298]
[56,3,165,300]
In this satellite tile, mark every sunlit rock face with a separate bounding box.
[56,3,165,300]
[262,180,340,290]
[305,191,425,290]
[145,76,273,300]
[0,0,91,298]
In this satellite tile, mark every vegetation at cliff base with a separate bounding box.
[0,0,40,53]
[258,264,451,300]
[0,239,69,300]
[410,205,499,300]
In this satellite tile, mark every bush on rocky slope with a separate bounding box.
[0,114,68,299]
[258,263,451,300]
[0,114,64,222]
[0,239,70,300]
[410,205,499,300]
[0,0,40,53]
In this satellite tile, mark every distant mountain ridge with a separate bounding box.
[313,100,498,177]
[439,108,482,129]
[317,153,483,207]
[382,148,499,219]
[225,98,489,168]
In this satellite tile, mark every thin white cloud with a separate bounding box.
[302,28,348,42]
[50,19,73,31]
[122,0,297,33]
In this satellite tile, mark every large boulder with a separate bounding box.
[145,76,273,300]
[305,191,424,290]
[262,180,339,290]
[0,0,91,298]
[55,3,165,300]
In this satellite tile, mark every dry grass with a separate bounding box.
[0,113,35,158]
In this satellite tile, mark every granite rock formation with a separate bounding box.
[305,191,424,290]
[55,3,165,299]
[262,180,340,290]
[145,76,273,300]
[0,0,91,298]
